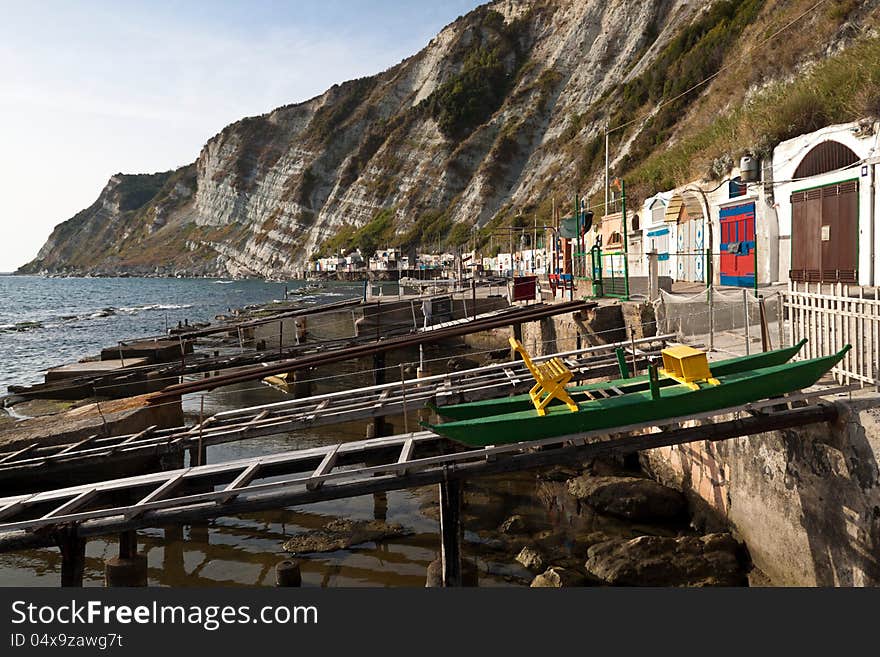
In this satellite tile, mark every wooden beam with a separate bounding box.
[126,470,190,518]
[438,478,463,587]
[42,489,98,520]
[219,463,262,503]
[306,445,340,491]
[0,444,38,464]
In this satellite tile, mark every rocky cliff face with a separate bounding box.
[20,0,878,277]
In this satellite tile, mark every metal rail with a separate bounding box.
[0,393,843,550]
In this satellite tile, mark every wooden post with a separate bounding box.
[743,289,750,355]
[376,299,381,342]
[373,491,388,522]
[438,477,463,587]
[511,323,523,360]
[629,326,638,376]
[777,291,785,349]
[105,530,147,587]
[371,352,387,437]
[758,295,771,351]
[119,530,137,560]
[399,364,409,434]
[57,528,86,587]
[275,560,302,587]
[471,278,477,321]
[708,282,715,352]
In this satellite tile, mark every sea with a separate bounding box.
[0,275,554,587]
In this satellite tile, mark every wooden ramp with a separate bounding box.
[0,335,673,486]
[0,386,846,551]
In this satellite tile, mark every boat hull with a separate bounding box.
[434,340,808,421]
[427,346,847,447]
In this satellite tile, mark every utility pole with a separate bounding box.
[604,122,610,223]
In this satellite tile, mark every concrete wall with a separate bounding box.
[642,396,880,586]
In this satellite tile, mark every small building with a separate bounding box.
[773,120,879,286]
[641,193,675,280]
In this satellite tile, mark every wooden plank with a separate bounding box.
[42,489,98,520]
[56,434,99,456]
[0,444,38,464]
[306,445,340,491]
[219,463,262,503]
[127,470,191,518]
[0,398,844,538]
[110,425,158,452]
[397,438,415,464]
[0,494,38,521]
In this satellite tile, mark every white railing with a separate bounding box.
[783,281,880,388]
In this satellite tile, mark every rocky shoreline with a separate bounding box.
[280,457,751,587]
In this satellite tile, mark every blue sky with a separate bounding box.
[0,0,481,271]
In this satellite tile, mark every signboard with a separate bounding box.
[511,276,537,302]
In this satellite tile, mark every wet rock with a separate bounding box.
[566,475,686,522]
[282,518,409,554]
[530,566,588,587]
[516,545,545,571]
[499,514,526,534]
[584,533,747,586]
[447,357,480,371]
[425,559,479,587]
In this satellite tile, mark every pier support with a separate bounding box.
[438,478,463,587]
[163,526,185,581]
[370,352,388,437]
[511,323,524,359]
[275,560,302,587]
[104,530,147,587]
[57,528,86,588]
[373,491,388,522]
[188,443,207,468]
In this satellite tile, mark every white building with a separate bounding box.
[773,120,879,286]
[640,119,880,289]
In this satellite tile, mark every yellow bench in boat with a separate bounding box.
[659,344,720,390]
[509,337,579,416]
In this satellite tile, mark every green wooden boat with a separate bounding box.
[433,339,809,421]
[426,345,848,447]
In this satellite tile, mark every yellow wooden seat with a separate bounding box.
[509,337,579,416]
[659,345,720,390]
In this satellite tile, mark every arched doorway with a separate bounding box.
[665,192,705,283]
[790,141,859,283]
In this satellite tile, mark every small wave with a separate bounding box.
[214,280,235,284]
[0,321,44,333]
[117,303,194,314]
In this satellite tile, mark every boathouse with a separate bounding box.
[773,120,880,286]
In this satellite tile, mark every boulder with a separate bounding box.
[425,559,479,587]
[516,545,546,571]
[499,514,526,534]
[566,475,686,522]
[530,566,587,587]
[584,533,747,586]
[282,518,409,554]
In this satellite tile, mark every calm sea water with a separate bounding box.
[0,276,554,587]
[0,275,359,391]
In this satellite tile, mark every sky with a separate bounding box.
[0,0,481,272]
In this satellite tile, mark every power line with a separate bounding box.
[609,0,832,135]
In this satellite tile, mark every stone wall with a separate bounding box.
[641,396,880,586]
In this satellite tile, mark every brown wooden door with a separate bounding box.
[790,181,858,283]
